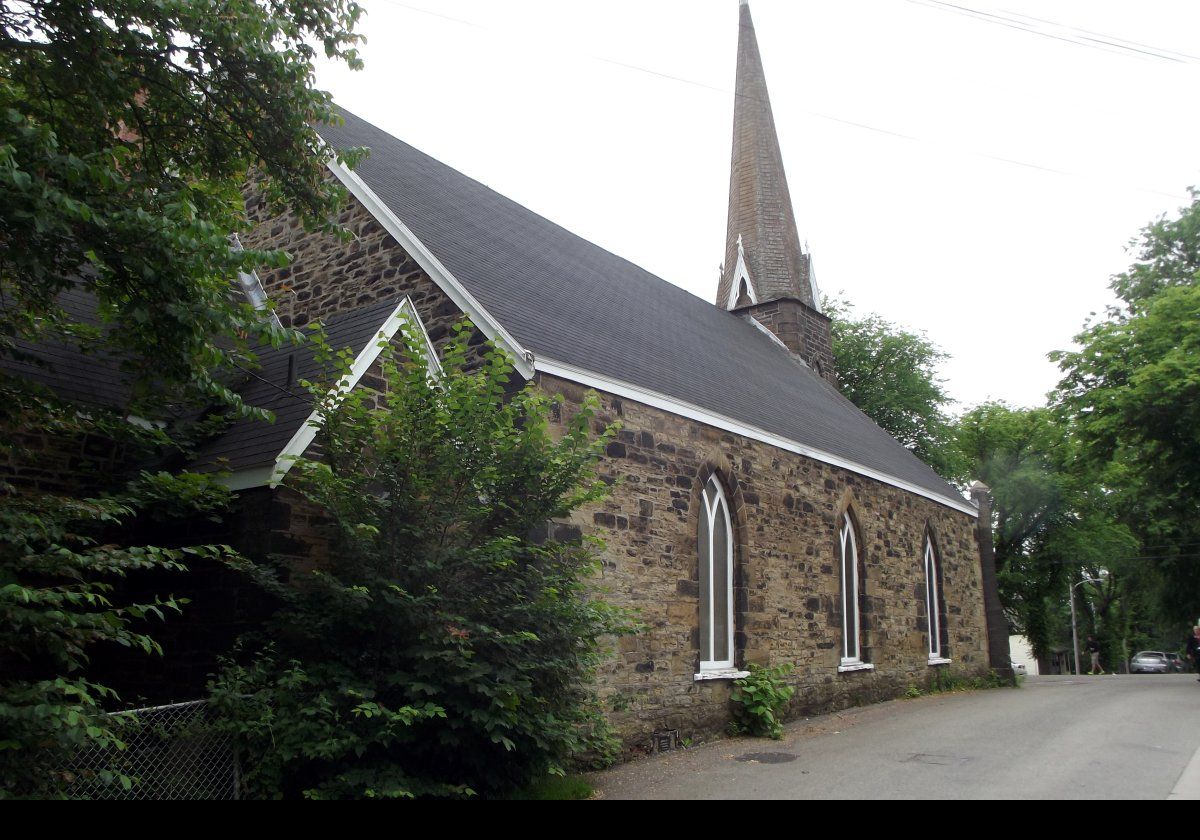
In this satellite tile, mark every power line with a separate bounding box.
[1001,8,1200,63]
[905,0,1200,66]
[363,0,1191,201]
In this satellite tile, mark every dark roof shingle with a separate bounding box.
[316,110,971,512]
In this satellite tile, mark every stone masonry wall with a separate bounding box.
[539,373,988,748]
[240,186,480,356]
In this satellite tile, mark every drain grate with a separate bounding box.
[903,753,972,766]
[737,752,798,764]
[652,729,679,753]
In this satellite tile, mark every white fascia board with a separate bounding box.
[325,158,535,380]
[219,297,421,492]
[219,465,275,492]
[535,357,978,518]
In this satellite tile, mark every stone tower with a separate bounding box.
[717,1,836,386]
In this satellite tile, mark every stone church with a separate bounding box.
[7,3,1004,744]
[188,1,1002,742]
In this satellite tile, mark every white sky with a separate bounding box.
[313,0,1200,410]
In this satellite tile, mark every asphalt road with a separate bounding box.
[590,674,1200,799]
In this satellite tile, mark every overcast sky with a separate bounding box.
[313,0,1200,410]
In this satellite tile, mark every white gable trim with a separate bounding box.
[746,314,806,364]
[806,252,823,314]
[726,234,758,309]
[535,357,978,518]
[220,296,432,492]
[325,158,535,380]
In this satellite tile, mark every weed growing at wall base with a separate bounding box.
[905,669,1016,699]
[730,664,795,740]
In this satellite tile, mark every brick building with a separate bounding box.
[10,3,1005,744]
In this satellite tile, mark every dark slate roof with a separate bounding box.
[190,298,400,473]
[315,110,971,511]
[1,286,132,410]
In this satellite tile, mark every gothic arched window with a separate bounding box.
[839,512,865,668]
[699,475,734,671]
[924,534,949,663]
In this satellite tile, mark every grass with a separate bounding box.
[508,774,594,800]
[904,669,1017,699]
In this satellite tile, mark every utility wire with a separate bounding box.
[364,0,1191,200]
[1001,8,1200,63]
[905,0,1200,66]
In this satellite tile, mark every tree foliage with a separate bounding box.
[1,0,365,417]
[952,403,1142,669]
[826,299,960,478]
[0,0,366,797]
[0,471,240,798]
[1052,190,1200,623]
[211,323,633,799]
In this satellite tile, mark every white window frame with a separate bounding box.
[838,512,871,672]
[699,475,736,673]
[924,537,952,666]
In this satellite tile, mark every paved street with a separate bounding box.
[591,675,1200,799]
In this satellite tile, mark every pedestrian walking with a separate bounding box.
[1086,636,1103,675]
[1187,626,1200,682]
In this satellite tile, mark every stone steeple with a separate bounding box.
[717,1,835,385]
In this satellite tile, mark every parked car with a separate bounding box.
[1164,653,1186,673]
[1011,661,1028,676]
[1130,651,1171,674]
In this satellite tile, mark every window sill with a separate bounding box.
[928,657,953,667]
[837,661,875,674]
[694,669,751,682]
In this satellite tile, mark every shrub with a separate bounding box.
[211,320,633,799]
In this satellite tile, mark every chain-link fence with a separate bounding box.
[67,699,239,800]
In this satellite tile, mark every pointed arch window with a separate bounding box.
[699,475,735,672]
[924,535,951,665]
[838,512,871,672]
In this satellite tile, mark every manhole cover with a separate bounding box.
[903,753,972,766]
[737,752,798,764]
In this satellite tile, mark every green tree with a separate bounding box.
[1052,190,1200,623]
[826,299,960,478]
[0,0,365,797]
[952,403,1140,668]
[1,0,365,417]
[211,322,632,799]
[0,471,241,798]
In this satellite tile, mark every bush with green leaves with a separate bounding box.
[730,663,795,740]
[210,320,633,799]
[0,470,240,799]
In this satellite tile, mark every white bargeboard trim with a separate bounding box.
[325,158,535,380]
[535,357,978,517]
[219,297,430,492]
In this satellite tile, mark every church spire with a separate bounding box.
[717,0,818,312]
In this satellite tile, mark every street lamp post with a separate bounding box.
[1069,573,1108,676]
